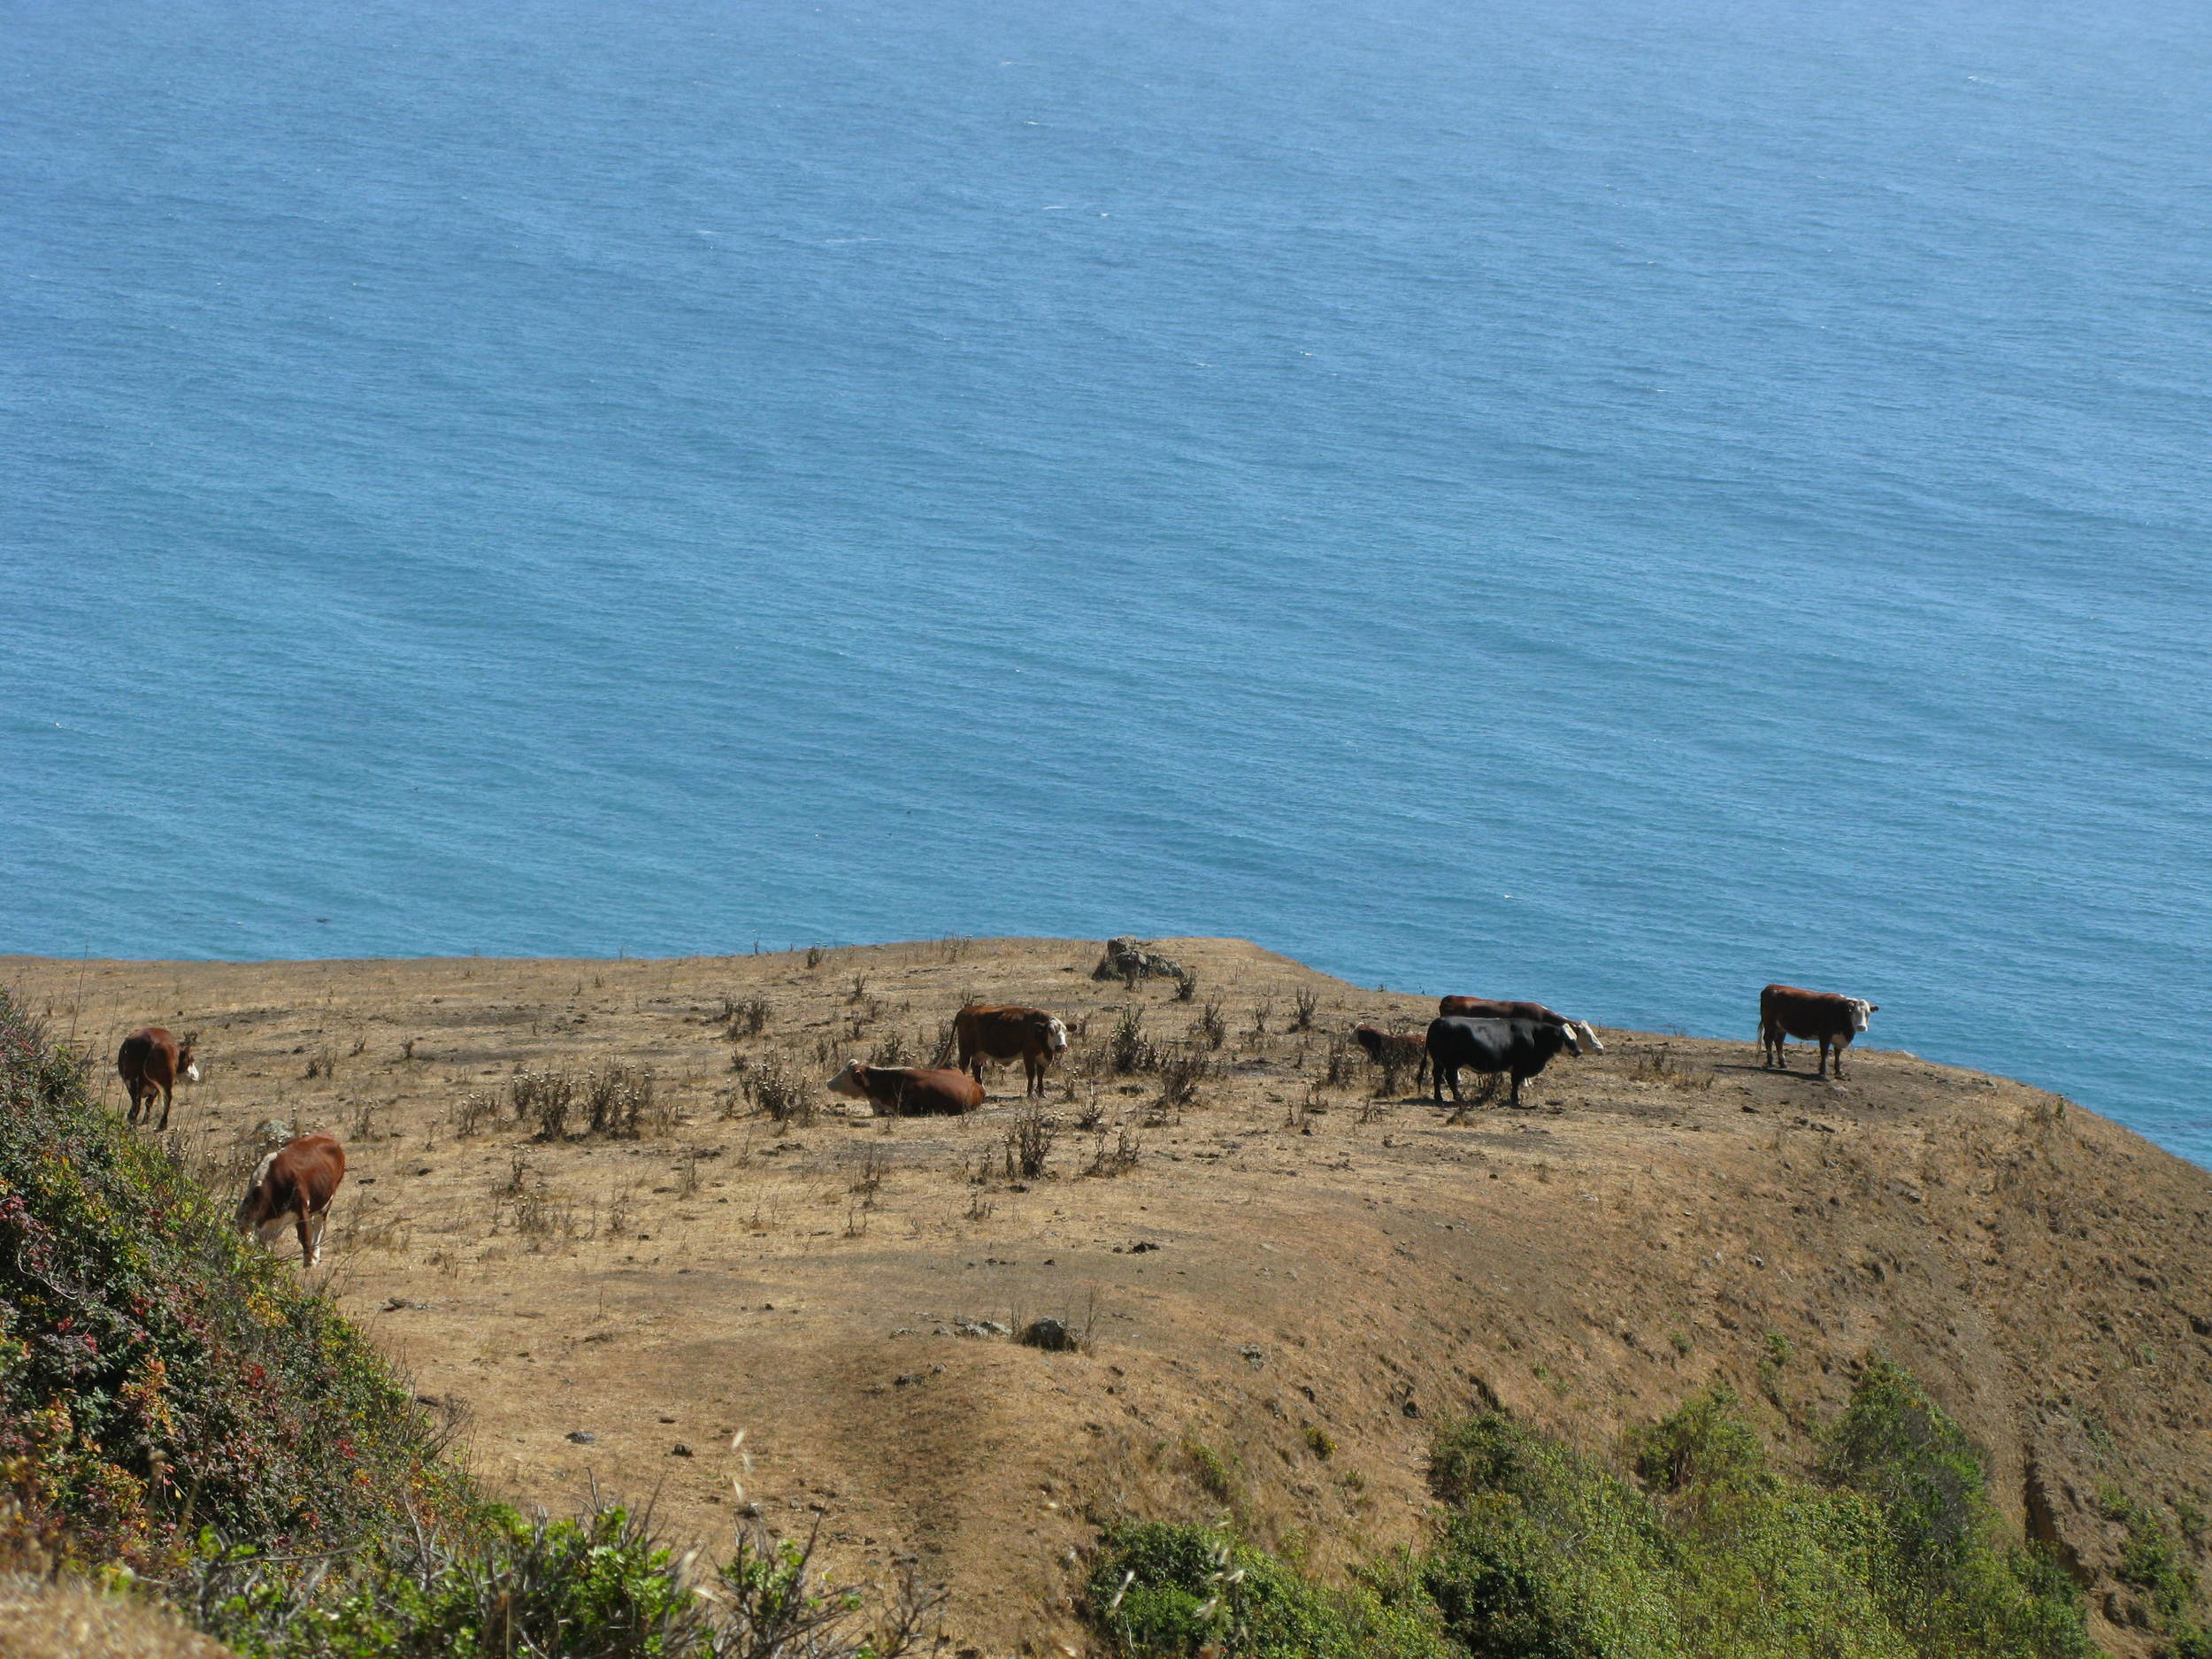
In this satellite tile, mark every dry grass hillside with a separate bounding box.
[5,938,2208,1657]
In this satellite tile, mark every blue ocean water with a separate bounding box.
[4,0,2208,1157]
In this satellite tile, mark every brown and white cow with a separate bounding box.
[951,1004,1070,1098]
[1438,997,1605,1054]
[1350,1024,1429,1087]
[826,1061,986,1117]
[1758,984,1878,1079]
[118,1026,200,1130]
[235,1133,347,1270]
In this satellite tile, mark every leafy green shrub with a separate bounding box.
[1087,1521,1445,1659]
[1094,1372,2107,1659]
[1823,1361,2093,1659]
[1424,1412,1686,1658]
[2103,1488,2212,1657]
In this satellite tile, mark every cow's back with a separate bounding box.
[864,1064,986,1115]
[956,1004,1050,1056]
[275,1133,347,1209]
[1762,984,1851,1037]
[118,1026,174,1086]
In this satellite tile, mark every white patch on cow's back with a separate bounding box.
[1046,1017,1069,1052]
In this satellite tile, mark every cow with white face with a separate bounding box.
[1758,985,1878,1079]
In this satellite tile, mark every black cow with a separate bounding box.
[1426,1016,1581,1110]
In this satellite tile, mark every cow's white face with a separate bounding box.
[1046,1018,1069,1052]
[826,1061,867,1099]
[1847,999,1873,1033]
[185,1063,202,1083]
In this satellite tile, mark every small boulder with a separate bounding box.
[566,1430,595,1445]
[1018,1317,1076,1352]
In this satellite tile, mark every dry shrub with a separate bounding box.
[1003,1108,1055,1180]
[869,1029,912,1067]
[1291,987,1319,1031]
[736,1056,813,1126]
[450,1090,500,1139]
[1322,1034,1354,1088]
[727,996,772,1039]
[1156,1048,1210,1117]
[1189,1001,1227,1051]
[1109,1007,1159,1074]
[511,1069,575,1140]
[584,1063,665,1137]
[1085,1128,1142,1177]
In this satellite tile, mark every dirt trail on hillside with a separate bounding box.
[8,939,2208,1657]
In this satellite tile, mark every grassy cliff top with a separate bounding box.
[6,938,2209,1656]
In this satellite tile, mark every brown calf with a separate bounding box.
[118,1027,199,1130]
[1351,1024,1429,1087]
[1758,984,1878,1079]
[235,1134,347,1269]
[952,1004,1070,1098]
[826,1061,985,1117]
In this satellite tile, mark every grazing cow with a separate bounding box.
[826,1060,986,1117]
[235,1134,347,1270]
[118,1027,200,1130]
[1759,985,1878,1079]
[1438,997,1605,1054]
[952,1004,1070,1098]
[1426,1016,1582,1110]
[1351,1024,1429,1087]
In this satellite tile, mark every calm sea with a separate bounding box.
[5,0,2208,1159]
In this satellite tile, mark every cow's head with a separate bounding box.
[179,1032,202,1084]
[825,1060,869,1100]
[1847,1000,1876,1033]
[1555,1024,1585,1057]
[1045,1017,1070,1053]
[234,1149,280,1236]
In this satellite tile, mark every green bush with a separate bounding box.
[1087,1521,1447,1659]
[1092,1372,2108,1659]
[1823,1362,2093,1659]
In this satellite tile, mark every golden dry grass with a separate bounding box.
[5,936,2207,1658]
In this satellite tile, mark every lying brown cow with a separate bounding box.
[952,1003,1070,1098]
[118,1026,200,1130]
[1351,1024,1428,1086]
[1437,997,1605,1054]
[827,1060,985,1117]
[1758,984,1878,1079]
[235,1133,347,1269]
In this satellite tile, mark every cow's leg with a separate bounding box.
[1509,1072,1523,1110]
[1817,1038,1832,1079]
[295,1208,316,1269]
[157,1086,173,1132]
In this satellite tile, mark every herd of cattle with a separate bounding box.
[111,983,1876,1270]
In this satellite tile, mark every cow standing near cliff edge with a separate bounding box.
[1758,985,1878,1079]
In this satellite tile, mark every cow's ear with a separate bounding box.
[181,1031,201,1049]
